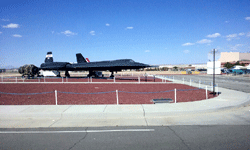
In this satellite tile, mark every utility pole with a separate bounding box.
[209,49,218,95]
[213,49,215,95]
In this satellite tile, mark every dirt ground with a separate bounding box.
[0,83,217,105]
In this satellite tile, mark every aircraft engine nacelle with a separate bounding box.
[18,64,39,77]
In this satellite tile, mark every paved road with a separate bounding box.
[1,125,250,150]
[1,104,250,149]
[164,74,250,93]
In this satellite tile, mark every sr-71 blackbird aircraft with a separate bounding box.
[19,52,152,78]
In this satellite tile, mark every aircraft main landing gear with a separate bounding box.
[110,71,114,78]
[57,72,61,77]
[65,71,70,77]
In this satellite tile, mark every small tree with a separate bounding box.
[161,67,169,71]
[224,62,234,69]
[235,61,245,66]
[173,66,178,71]
[234,61,240,66]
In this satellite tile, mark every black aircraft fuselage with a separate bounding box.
[40,62,70,71]
[19,51,151,78]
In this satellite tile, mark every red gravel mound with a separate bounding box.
[0,83,217,105]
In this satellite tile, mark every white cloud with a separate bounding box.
[1,19,10,21]
[225,21,229,23]
[226,33,238,41]
[145,50,150,52]
[126,27,133,29]
[106,23,110,26]
[247,32,250,37]
[51,31,55,34]
[183,50,190,54]
[238,32,245,36]
[207,33,221,38]
[182,42,195,46]
[229,44,243,51]
[13,34,22,38]
[61,30,77,36]
[245,17,250,20]
[89,31,95,35]
[2,23,19,28]
[196,39,212,44]
[0,32,2,34]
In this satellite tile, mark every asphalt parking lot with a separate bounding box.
[166,74,250,93]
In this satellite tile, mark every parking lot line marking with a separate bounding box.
[0,129,155,134]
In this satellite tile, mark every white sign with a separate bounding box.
[207,61,221,74]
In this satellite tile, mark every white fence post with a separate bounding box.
[206,86,208,99]
[55,90,58,105]
[138,76,140,83]
[175,88,177,103]
[116,90,119,105]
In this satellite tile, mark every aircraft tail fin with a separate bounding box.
[76,53,89,63]
[45,52,53,63]
[86,58,90,62]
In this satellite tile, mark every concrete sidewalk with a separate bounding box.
[0,77,250,128]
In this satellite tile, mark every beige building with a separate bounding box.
[219,52,250,62]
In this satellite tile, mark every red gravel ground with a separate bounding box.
[0,83,217,105]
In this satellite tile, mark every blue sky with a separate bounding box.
[0,0,250,68]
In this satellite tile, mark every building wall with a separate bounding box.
[219,52,240,62]
[219,52,250,62]
[239,53,250,60]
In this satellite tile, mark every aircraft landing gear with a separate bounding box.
[87,71,95,78]
[57,72,61,77]
[110,71,114,78]
[65,71,70,77]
